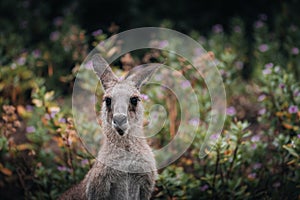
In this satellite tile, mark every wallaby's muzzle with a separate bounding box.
[112,113,128,135]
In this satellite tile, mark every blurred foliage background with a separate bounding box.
[0,0,300,199]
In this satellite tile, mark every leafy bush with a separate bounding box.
[0,10,300,200]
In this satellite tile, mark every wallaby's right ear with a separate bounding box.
[92,54,118,90]
[125,64,161,90]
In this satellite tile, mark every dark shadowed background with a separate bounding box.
[1,0,300,199]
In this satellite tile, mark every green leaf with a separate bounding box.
[283,145,299,158]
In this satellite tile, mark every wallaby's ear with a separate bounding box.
[125,64,161,90]
[92,54,118,90]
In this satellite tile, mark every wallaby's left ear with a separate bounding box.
[125,64,161,90]
[92,54,118,90]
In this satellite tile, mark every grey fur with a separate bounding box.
[92,55,118,90]
[59,57,158,200]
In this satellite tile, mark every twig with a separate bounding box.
[212,148,220,198]
[161,182,173,200]
[227,143,239,179]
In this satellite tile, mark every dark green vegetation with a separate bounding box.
[0,0,299,199]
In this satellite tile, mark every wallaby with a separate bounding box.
[59,55,158,200]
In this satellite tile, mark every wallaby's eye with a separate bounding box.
[104,97,112,107]
[130,96,139,106]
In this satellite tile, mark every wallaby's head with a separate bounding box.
[92,55,159,137]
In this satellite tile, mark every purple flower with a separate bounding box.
[259,44,269,52]
[210,134,219,140]
[189,118,200,126]
[291,47,299,55]
[253,163,262,169]
[200,184,209,192]
[99,41,105,46]
[26,105,33,111]
[17,57,26,65]
[84,60,93,70]
[140,94,149,101]
[265,63,273,69]
[279,83,285,89]
[53,17,63,26]
[293,89,300,97]
[262,68,272,75]
[234,26,241,33]
[181,80,191,89]
[251,143,257,150]
[32,49,41,58]
[248,173,256,179]
[50,110,58,118]
[212,24,223,33]
[258,108,266,115]
[50,31,60,41]
[151,112,159,120]
[57,166,67,171]
[288,105,298,114]
[158,40,169,48]
[26,126,36,133]
[59,118,66,123]
[220,69,227,77]
[226,106,236,116]
[81,159,89,166]
[272,182,280,188]
[251,135,260,142]
[254,21,264,28]
[154,74,163,81]
[297,134,300,139]
[194,48,204,56]
[258,94,266,102]
[92,29,103,37]
[57,166,72,172]
[45,114,50,120]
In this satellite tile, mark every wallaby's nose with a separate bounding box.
[112,114,127,127]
